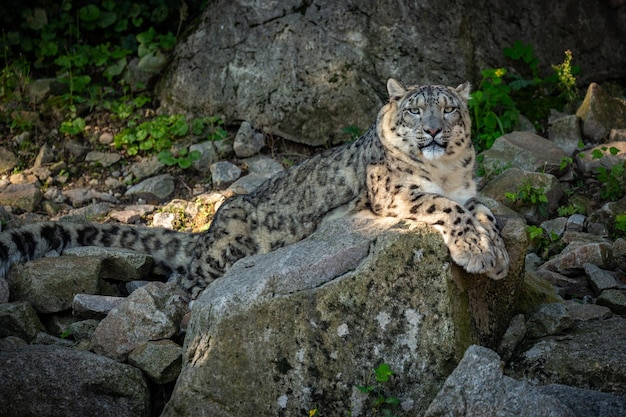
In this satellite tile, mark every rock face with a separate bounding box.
[162,215,525,417]
[0,344,149,417]
[157,0,626,146]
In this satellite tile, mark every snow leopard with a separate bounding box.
[0,79,509,299]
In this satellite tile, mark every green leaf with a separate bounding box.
[374,363,394,383]
[79,5,101,22]
[97,11,117,28]
[178,158,192,169]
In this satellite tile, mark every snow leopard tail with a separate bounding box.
[0,222,199,280]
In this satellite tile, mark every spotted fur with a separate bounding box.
[0,79,509,299]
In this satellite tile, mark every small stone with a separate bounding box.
[548,113,582,155]
[33,144,55,168]
[0,301,46,342]
[0,147,18,173]
[85,151,121,167]
[497,313,526,362]
[152,212,177,229]
[31,331,75,347]
[68,319,101,342]
[128,339,183,384]
[210,161,242,188]
[129,156,165,180]
[525,303,574,338]
[0,183,43,212]
[584,263,620,295]
[597,289,626,315]
[234,121,264,158]
[125,174,175,203]
[541,217,567,238]
[564,300,613,321]
[109,210,141,224]
[566,214,586,232]
[99,132,114,145]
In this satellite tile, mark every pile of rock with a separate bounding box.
[0,82,625,416]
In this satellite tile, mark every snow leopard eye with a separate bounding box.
[407,108,421,116]
[443,106,455,114]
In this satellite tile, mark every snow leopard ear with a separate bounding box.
[455,82,472,101]
[387,78,406,100]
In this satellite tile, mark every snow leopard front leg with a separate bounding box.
[367,175,507,278]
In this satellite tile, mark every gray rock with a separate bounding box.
[31,331,75,347]
[210,160,242,188]
[548,113,583,155]
[0,146,18,173]
[68,319,101,342]
[541,217,568,239]
[91,282,188,362]
[63,246,153,281]
[0,182,43,212]
[539,383,626,417]
[244,154,284,177]
[507,317,626,396]
[496,314,526,363]
[479,131,568,176]
[597,289,626,315]
[575,141,626,175]
[157,0,625,147]
[128,155,164,180]
[564,300,613,321]
[33,144,55,168]
[85,151,122,167]
[566,214,586,232]
[576,83,626,141]
[424,345,575,417]
[480,168,563,225]
[584,263,620,295]
[162,215,526,417]
[125,174,175,203]
[525,303,574,338]
[0,344,149,417]
[128,339,182,384]
[539,241,612,276]
[0,301,45,342]
[234,121,264,157]
[190,139,235,173]
[228,173,270,194]
[72,294,126,319]
[8,256,102,313]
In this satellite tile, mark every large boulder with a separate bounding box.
[157,0,626,146]
[162,214,526,416]
[0,344,150,417]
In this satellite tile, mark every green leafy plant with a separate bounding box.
[158,147,201,169]
[470,42,580,152]
[356,363,400,417]
[342,124,362,142]
[592,146,625,201]
[557,203,586,217]
[470,67,519,152]
[615,214,626,237]
[505,179,549,217]
[526,225,561,257]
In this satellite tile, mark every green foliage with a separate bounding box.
[615,214,626,237]
[114,112,226,169]
[556,203,586,217]
[526,225,561,257]
[470,68,518,152]
[342,124,362,142]
[470,42,580,152]
[591,146,625,201]
[356,363,400,417]
[505,179,549,217]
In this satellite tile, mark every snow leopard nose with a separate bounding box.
[424,127,442,137]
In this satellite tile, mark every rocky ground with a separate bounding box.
[1,80,626,416]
